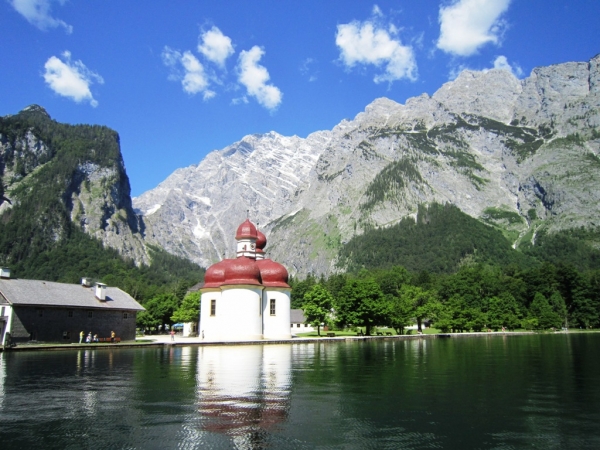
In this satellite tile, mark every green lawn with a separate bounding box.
[295,327,442,337]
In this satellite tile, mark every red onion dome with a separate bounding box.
[202,260,227,288]
[222,257,262,285]
[256,259,290,288]
[256,229,267,250]
[235,219,258,240]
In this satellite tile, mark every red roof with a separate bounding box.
[202,261,227,288]
[235,219,257,240]
[201,219,290,290]
[256,259,290,288]
[256,229,267,250]
[222,257,262,286]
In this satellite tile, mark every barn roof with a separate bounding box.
[290,309,306,323]
[0,278,145,311]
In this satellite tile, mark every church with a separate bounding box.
[199,219,291,341]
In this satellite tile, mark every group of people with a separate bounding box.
[79,331,98,343]
[79,330,116,343]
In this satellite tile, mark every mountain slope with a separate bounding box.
[0,105,148,266]
[136,54,600,277]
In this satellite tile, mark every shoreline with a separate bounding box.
[0,330,564,352]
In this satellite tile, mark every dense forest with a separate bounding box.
[294,203,600,334]
[292,261,600,335]
[0,107,204,326]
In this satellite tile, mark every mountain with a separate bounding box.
[0,105,148,266]
[134,54,600,277]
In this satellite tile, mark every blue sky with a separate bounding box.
[1,1,599,197]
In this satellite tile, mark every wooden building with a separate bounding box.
[0,268,144,346]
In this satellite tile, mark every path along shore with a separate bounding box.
[0,330,546,352]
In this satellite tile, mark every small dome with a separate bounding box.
[202,261,227,288]
[235,219,258,240]
[256,229,267,250]
[222,257,262,285]
[256,259,290,288]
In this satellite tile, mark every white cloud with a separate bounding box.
[372,5,383,17]
[437,0,511,56]
[162,47,214,99]
[43,51,103,107]
[237,46,282,111]
[198,26,234,68]
[300,58,318,82]
[10,0,72,33]
[447,55,522,81]
[492,55,522,77]
[335,16,417,83]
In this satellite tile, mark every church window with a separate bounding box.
[270,299,276,316]
[210,299,216,316]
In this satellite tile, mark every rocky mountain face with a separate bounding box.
[0,105,148,266]
[134,54,600,277]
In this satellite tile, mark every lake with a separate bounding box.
[1,333,599,449]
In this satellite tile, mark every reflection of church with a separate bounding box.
[196,344,292,446]
[199,219,291,341]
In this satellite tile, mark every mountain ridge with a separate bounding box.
[133,54,600,277]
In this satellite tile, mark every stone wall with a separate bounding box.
[10,306,138,343]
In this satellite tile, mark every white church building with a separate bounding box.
[199,219,292,341]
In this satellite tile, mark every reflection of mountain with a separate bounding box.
[196,344,292,446]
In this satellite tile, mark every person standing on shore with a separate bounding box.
[111,330,115,343]
[79,331,84,344]
[170,330,175,341]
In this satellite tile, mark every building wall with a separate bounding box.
[183,322,197,337]
[220,286,263,341]
[9,306,138,343]
[199,288,222,340]
[201,286,264,341]
[262,288,291,340]
[0,304,12,346]
[290,322,315,335]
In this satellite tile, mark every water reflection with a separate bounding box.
[0,353,5,409]
[0,336,599,449]
[196,344,291,447]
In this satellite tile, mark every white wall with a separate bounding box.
[0,305,13,346]
[290,322,315,335]
[199,289,221,341]
[262,288,291,340]
[201,285,264,341]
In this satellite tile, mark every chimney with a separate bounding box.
[81,277,93,287]
[95,282,107,301]
[0,268,11,279]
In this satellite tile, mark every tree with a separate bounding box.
[487,293,521,330]
[290,274,317,308]
[374,266,410,296]
[336,278,389,335]
[141,293,180,331]
[529,292,562,330]
[387,293,413,335]
[171,291,200,324]
[302,284,334,336]
[399,285,437,332]
[433,294,486,333]
[548,291,568,329]
[136,310,160,330]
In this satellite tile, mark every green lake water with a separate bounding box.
[0,333,599,449]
